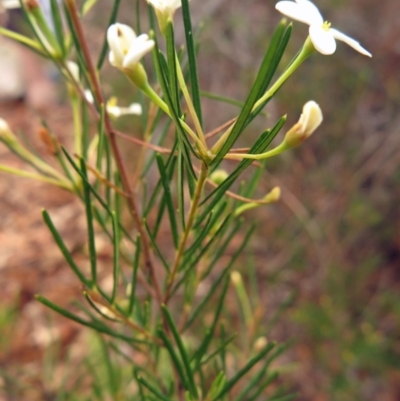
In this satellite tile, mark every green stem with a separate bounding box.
[225,141,289,161]
[141,82,208,155]
[71,95,83,156]
[0,164,73,191]
[253,36,315,110]
[29,6,61,57]
[7,141,68,181]
[175,54,207,148]
[212,36,315,154]
[164,162,208,303]
[0,27,44,52]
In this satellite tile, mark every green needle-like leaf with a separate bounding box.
[157,329,190,392]
[42,210,92,288]
[181,0,203,126]
[80,159,98,284]
[162,305,199,399]
[192,278,230,367]
[96,0,122,70]
[156,154,179,248]
[49,0,66,57]
[212,20,288,165]
[137,376,174,401]
[211,343,276,401]
[199,116,286,220]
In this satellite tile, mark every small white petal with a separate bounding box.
[107,25,125,67]
[276,0,323,26]
[115,23,137,53]
[301,100,323,136]
[330,28,372,57]
[128,103,143,115]
[122,35,155,69]
[294,0,324,24]
[309,24,336,55]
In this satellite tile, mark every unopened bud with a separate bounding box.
[209,169,228,185]
[230,271,242,286]
[263,186,281,203]
[0,118,17,144]
[284,101,323,147]
[253,336,268,352]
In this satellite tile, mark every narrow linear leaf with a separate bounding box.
[110,211,120,303]
[80,159,97,283]
[49,0,66,57]
[162,305,199,399]
[151,32,197,179]
[137,376,174,401]
[185,224,255,330]
[128,235,141,316]
[212,20,288,165]
[42,210,92,287]
[156,154,179,248]
[36,295,148,344]
[165,22,181,114]
[192,277,230,367]
[181,0,203,126]
[97,0,122,70]
[212,343,276,401]
[198,334,236,367]
[62,148,135,244]
[157,329,190,392]
[234,363,277,401]
[144,221,170,272]
[199,117,286,221]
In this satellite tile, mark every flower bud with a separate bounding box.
[0,118,17,144]
[209,169,228,185]
[284,101,323,147]
[263,186,281,203]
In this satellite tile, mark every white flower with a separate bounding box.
[107,23,155,70]
[146,0,187,33]
[146,0,183,15]
[284,100,323,147]
[275,0,372,57]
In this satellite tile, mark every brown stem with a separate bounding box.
[204,117,237,140]
[65,0,162,306]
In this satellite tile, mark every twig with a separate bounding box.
[64,0,162,306]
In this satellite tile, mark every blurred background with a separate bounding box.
[0,0,399,400]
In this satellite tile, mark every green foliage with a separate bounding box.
[0,0,378,399]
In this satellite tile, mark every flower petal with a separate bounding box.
[330,28,372,57]
[301,100,323,137]
[276,1,323,26]
[123,35,155,68]
[107,25,125,67]
[294,0,324,24]
[309,25,336,55]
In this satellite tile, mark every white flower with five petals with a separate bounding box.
[107,23,155,70]
[275,0,372,57]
